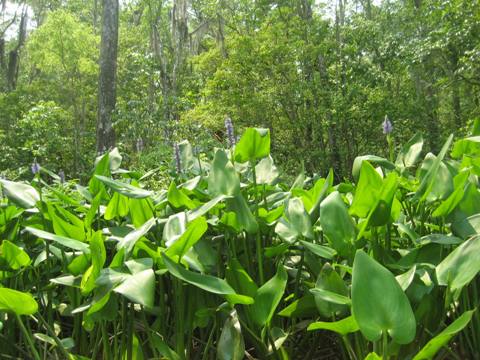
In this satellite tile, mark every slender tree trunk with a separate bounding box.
[96,0,119,154]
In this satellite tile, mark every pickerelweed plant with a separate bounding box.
[1,123,480,359]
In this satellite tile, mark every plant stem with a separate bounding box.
[251,161,264,284]
[16,315,41,360]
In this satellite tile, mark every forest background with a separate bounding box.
[0,0,479,181]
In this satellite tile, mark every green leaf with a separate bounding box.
[0,287,38,315]
[95,175,152,199]
[166,217,208,260]
[167,181,196,209]
[0,180,40,209]
[352,155,395,181]
[308,316,359,336]
[255,156,279,185]
[208,149,240,196]
[129,197,154,227]
[300,240,337,260]
[278,295,317,318]
[364,353,382,360]
[80,231,106,295]
[162,253,236,295]
[436,236,480,292]
[350,161,383,218]
[1,240,31,270]
[116,217,156,255]
[414,134,454,202]
[352,250,416,344]
[105,192,130,220]
[25,227,90,253]
[234,128,270,163]
[226,195,258,234]
[250,265,287,327]
[396,133,424,168]
[217,310,245,360]
[312,263,349,317]
[413,310,475,360]
[187,195,228,221]
[319,192,356,257]
[451,136,480,158]
[114,269,156,307]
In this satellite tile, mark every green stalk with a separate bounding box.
[382,331,388,360]
[101,321,111,360]
[36,312,71,360]
[251,161,264,284]
[175,279,185,359]
[16,315,41,360]
[201,318,216,360]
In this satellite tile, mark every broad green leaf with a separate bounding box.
[0,288,38,315]
[151,333,181,360]
[167,181,196,209]
[48,205,85,241]
[217,310,245,360]
[226,195,258,234]
[81,231,106,295]
[129,197,154,227]
[396,133,424,168]
[310,288,351,306]
[352,250,416,344]
[319,192,356,257]
[452,214,480,239]
[1,240,30,270]
[226,259,258,298]
[166,217,208,260]
[208,149,240,196]
[162,253,236,295]
[187,194,228,221]
[432,171,469,217]
[95,175,152,198]
[395,265,417,291]
[364,353,382,360]
[116,217,156,254]
[0,180,40,209]
[114,269,156,307]
[414,134,453,202]
[312,263,349,317]
[25,227,90,253]
[451,136,480,158]
[300,240,337,260]
[278,295,317,318]
[250,265,287,327]
[350,161,383,218]
[308,316,359,336]
[436,236,480,292]
[413,310,475,360]
[234,128,270,163]
[352,155,395,181]
[255,156,279,185]
[105,192,130,220]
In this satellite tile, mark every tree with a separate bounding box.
[96,0,119,154]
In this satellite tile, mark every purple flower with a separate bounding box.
[173,143,182,174]
[31,159,40,175]
[224,116,236,147]
[58,169,65,184]
[382,115,393,135]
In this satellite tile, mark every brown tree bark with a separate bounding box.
[96,0,119,154]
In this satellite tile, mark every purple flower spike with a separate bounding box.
[224,116,236,147]
[382,115,393,135]
[173,143,182,174]
[31,159,40,175]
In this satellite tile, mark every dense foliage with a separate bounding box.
[1,125,480,359]
[1,0,480,178]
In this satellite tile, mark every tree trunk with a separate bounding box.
[96,0,119,154]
